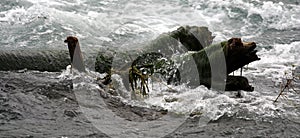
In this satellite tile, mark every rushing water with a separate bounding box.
[1,0,300,137]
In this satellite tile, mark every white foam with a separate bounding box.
[247,41,300,82]
[1,0,299,47]
[140,40,300,120]
[57,42,300,122]
[25,0,65,6]
[190,0,300,39]
[142,81,284,120]
[0,7,30,24]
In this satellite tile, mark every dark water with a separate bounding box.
[0,71,106,137]
[1,0,300,137]
[1,71,300,137]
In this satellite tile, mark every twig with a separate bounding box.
[274,68,299,102]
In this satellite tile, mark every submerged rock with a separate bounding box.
[164,96,179,103]
[226,76,254,91]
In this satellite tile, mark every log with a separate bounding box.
[95,26,260,92]
[0,26,260,92]
[169,26,214,51]
[177,37,260,91]
[144,26,214,57]
[0,49,70,72]
[122,39,259,92]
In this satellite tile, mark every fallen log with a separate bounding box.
[143,26,214,58]
[0,26,260,93]
[95,26,260,93]
[124,39,259,93]
[0,49,70,72]
[180,37,260,90]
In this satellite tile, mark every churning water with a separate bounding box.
[0,0,300,137]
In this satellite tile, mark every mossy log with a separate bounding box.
[0,49,70,72]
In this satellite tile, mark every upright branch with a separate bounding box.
[64,36,86,72]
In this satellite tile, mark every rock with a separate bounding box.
[189,109,203,117]
[95,52,114,74]
[226,76,254,91]
[164,96,179,103]
[64,109,78,118]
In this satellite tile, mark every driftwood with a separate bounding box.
[183,37,259,91]
[95,26,260,93]
[0,26,260,93]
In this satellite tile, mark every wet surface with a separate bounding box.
[1,0,300,137]
[0,71,108,138]
[1,70,300,137]
[165,114,300,138]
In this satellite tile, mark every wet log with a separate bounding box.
[169,26,214,51]
[143,26,214,58]
[0,49,70,72]
[125,37,259,92]
[176,37,260,91]
[0,26,260,92]
[95,26,260,92]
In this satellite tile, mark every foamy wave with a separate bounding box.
[0,5,47,24]
[248,1,300,30]
[241,41,300,118]
[142,39,300,120]
[248,41,300,82]
[141,80,286,121]
[3,0,299,48]
[191,0,300,40]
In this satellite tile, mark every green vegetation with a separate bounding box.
[129,52,180,96]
